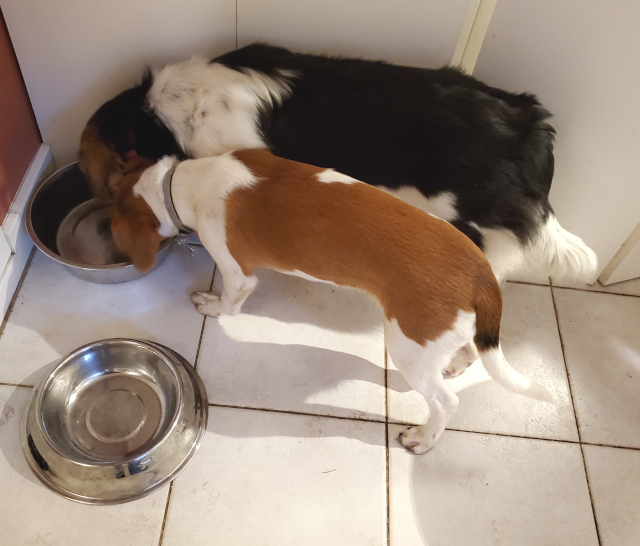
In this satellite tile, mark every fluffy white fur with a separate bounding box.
[380,188,597,282]
[147,57,293,159]
[379,187,459,223]
[133,156,179,237]
[478,226,526,281]
[316,169,359,184]
[525,213,599,282]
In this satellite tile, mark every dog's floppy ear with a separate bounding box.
[112,219,163,272]
[79,121,125,200]
[111,169,164,272]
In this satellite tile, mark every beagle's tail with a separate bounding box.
[474,275,553,402]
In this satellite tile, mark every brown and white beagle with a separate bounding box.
[111,149,552,454]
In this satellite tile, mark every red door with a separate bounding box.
[0,8,41,223]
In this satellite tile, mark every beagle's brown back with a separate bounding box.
[226,149,501,347]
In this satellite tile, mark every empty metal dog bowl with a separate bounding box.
[26,162,174,283]
[21,339,208,504]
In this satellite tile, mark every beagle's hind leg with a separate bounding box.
[385,312,475,454]
[443,342,479,379]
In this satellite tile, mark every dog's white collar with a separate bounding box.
[161,164,193,234]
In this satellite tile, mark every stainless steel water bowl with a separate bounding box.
[26,162,174,283]
[21,339,208,504]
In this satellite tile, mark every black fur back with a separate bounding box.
[89,74,184,161]
[101,43,556,250]
[216,43,556,247]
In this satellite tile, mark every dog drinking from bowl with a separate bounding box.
[81,43,597,286]
[111,149,552,455]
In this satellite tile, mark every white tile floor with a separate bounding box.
[1,245,640,545]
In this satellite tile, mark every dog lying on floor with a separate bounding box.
[80,43,597,284]
[111,149,552,454]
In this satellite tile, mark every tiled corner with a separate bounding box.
[388,283,578,441]
[553,288,640,448]
[583,444,640,546]
[506,271,551,285]
[552,276,640,297]
[0,246,214,385]
[162,406,387,546]
[196,269,386,420]
[388,427,598,546]
[0,385,168,545]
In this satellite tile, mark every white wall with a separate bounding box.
[1,0,470,168]
[237,0,470,68]
[473,0,640,282]
[1,0,236,166]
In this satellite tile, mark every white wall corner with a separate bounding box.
[1,144,55,321]
[598,221,640,285]
[451,0,498,74]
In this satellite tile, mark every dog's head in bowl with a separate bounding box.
[111,158,166,273]
[26,160,174,283]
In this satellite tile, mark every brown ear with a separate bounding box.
[112,221,163,272]
[111,169,164,272]
[79,121,124,200]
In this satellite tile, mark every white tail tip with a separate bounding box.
[480,347,554,403]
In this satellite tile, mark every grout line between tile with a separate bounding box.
[506,279,550,288]
[157,482,174,546]
[209,402,386,424]
[0,381,32,389]
[511,277,640,298]
[550,286,582,442]
[551,285,602,546]
[582,441,640,452]
[384,349,390,546]
[551,284,640,299]
[0,247,36,340]
[579,444,603,545]
[444,425,580,445]
[209,401,640,452]
[385,421,391,546]
[210,400,639,448]
[235,0,238,49]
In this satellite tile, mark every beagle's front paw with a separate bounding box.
[191,291,223,317]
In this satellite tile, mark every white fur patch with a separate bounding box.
[385,310,475,454]
[524,213,598,282]
[176,153,261,317]
[316,169,359,185]
[278,269,338,286]
[133,156,180,237]
[476,226,524,282]
[147,57,292,158]
[377,187,458,223]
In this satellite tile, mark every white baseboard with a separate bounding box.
[1,144,55,321]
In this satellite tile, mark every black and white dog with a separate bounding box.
[80,43,597,281]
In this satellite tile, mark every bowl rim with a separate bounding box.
[21,339,208,505]
[25,161,174,271]
[33,338,185,467]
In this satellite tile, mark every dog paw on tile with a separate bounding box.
[191,291,223,317]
